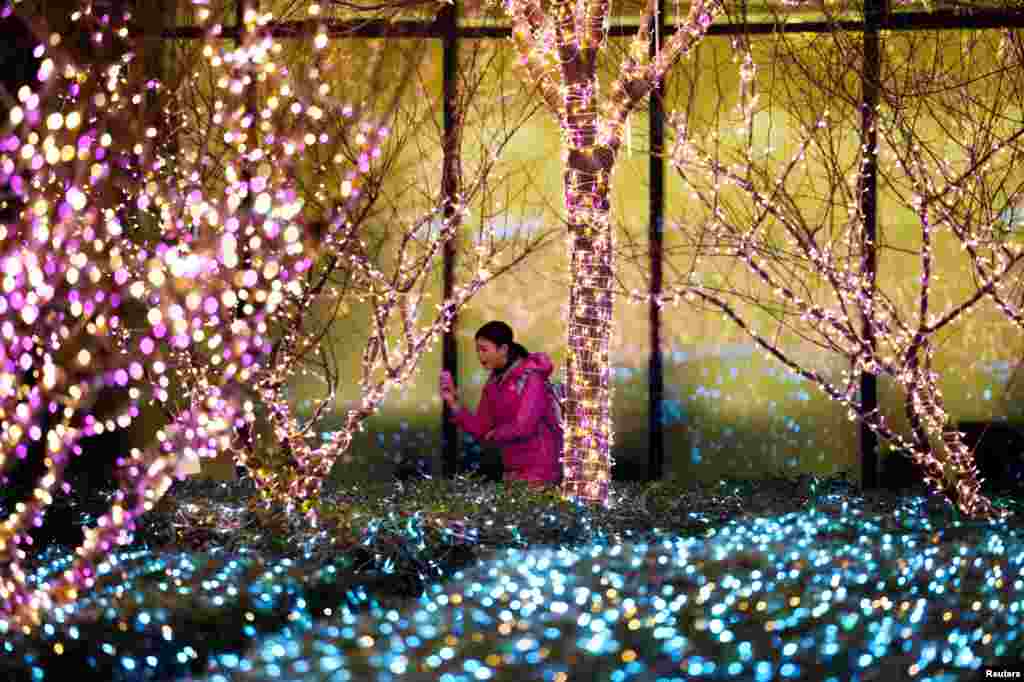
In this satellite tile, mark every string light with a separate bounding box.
[98,2,520,521]
[0,0,397,628]
[646,43,1024,519]
[502,0,723,504]
[241,210,499,519]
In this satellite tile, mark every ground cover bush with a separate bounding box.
[1,472,1022,681]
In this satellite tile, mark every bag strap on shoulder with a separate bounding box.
[515,369,564,433]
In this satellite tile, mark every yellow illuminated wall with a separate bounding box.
[657,34,861,485]
[258,30,1024,488]
[872,30,1024,469]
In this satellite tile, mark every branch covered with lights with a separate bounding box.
[143,10,551,518]
[652,30,1024,518]
[0,0,376,628]
[498,0,724,505]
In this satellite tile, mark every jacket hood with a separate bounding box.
[491,352,554,385]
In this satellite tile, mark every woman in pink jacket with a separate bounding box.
[439,321,562,486]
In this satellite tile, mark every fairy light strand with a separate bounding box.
[637,44,1024,519]
[0,0,366,629]
[500,0,722,505]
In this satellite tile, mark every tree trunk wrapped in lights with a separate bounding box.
[158,22,553,516]
[0,4,326,628]
[500,0,721,504]
[658,29,1024,519]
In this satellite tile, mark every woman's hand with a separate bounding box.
[439,370,459,410]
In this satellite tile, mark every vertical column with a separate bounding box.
[440,1,461,477]
[647,6,665,481]
[859,0,885,489]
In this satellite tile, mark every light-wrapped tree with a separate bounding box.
[490,0,728,505]
[0,3,328,628]
[660,26,1024,518]
[149,1,556,516]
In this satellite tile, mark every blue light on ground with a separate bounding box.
[5,487,1022,682]
[173,502,1023,681]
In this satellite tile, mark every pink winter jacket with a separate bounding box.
[452,352,562,485]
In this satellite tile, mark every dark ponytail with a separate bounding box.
[509,342,529,361]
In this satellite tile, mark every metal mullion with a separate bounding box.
[648,6,665,482]
[441,2,460,478]
[859,0,884,490]
[160,8,1024,41]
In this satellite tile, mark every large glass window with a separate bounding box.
[661,34,859,483]
[159,0,1024,484]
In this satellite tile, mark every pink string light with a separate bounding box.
[502,0,723,505]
